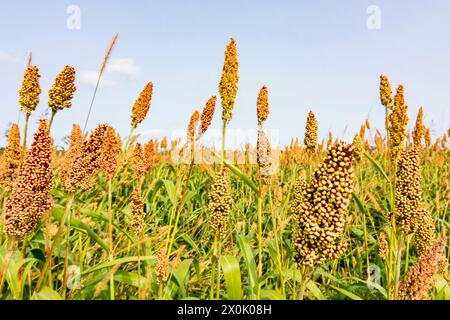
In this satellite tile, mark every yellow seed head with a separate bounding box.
[19,66,41,114]
[208,167,232,238]
[378,231,388,260]
[352,134,363,162]
[380,74,393,109]
[388,85,408,161]
[304,111,318,152]
[155,248,169,284]
[60,124,108,193]
[0,123,21,187]
[130,187,145,235]
[257,129,273,182]
[4,120,53,238]
[412,107,425,147]
[399,237,447,300]
[199,96,216,137]
[100,126,120,180]
[48,65,76,112]
[219,38,239,122]
[187,110,200,145]
[257,85,269,125]
[131,82,153,127]
[293,142,355,268]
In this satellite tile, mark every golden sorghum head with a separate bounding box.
[48,65,76,112]
[388,85,408,161]
[130,187,145,235]
[378,231,388,260]
[359,125,366,141]
[60,124,108,193]
[293,142,355,268]
[398,237,447,300]
[4,120,53,238]
[412,107,425,148]
[143,138,156,172]
[393,146,436,254]
[199,96,216,138]
[19,66,41,114]
[161,136,167,150]
[131,82,153,127]
[100,126,120,181]
[131,142,146,178]
[187,110,200,146]
[380,74,393,109]
[208,167,232,238]
[257,129,273,183]
[155,247,170,284]
[352,134,363,162]
[304,111,318,152]
[69,124,83,148]
[257,85,269,125]
[0,123,21,187]
[219,38,239,122]
[290,175,307,240]
[365,119,371,130]
[425,128,431,148]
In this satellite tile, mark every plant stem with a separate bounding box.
[210,233,218,300]
[257,189,263,299]
[0,238,16,299]
[107,179,115,300]
[21,113,30,160]
[268,189,285,297]
[48,110,56,133]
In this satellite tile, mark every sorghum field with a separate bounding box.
[0,37,449,301]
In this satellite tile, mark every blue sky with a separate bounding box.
[0,0,449,148]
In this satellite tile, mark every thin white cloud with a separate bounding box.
[79,70,115,88]
[0,51,22,65]
[106,58,140,76]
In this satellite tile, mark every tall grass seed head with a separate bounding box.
[199,96,216,137]
[131,82,153,127]
[257,85,269,125]
[380,74,393,109]
[208,167,232,238]
[19,65,41,114]
[304,111,318,152]
[4,120,53,238]
[48,65,76,112]
[219,38,239,122]
[0,123,21,187]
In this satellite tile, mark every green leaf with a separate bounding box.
[260,289,285,300]
[306,280,326,300]
[171,259,193,298]
[114,270,147,288]
[163,179,177,206]
[82,255,156,275]
[212,151,259,195]
[32,287,62,300]
[52,206,110,252]
[331,285,363,300]
[236,235,258,298]
[363,152,389,182]
[220,255,242,300]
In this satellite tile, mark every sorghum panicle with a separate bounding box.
[19,66,41,114]
[257,85,269,125]
[155,247,169,284]
[412,107,425,147]
[60,124,108,193]
[257,129,273,183]
[4,120,53,238]
[131,82,153,127]
[130,187,145,235]
[388,85,408,161]
[304,111,318,152]
[199,96,216,137]
[398,237,447,300]
[100,126,120,180]
[380,74,393,109]
[219,38,239,122]
[208,167,232,238]
[48,65,76,112]
[292,142,355,268]
[0,123,21,187]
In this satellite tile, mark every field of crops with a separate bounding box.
[0,37,449,301]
